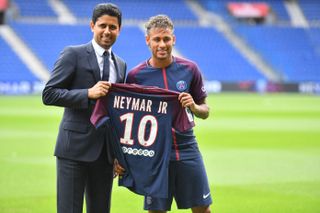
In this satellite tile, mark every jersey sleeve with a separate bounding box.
[126,63,145,84]
[190,64,207,104]
[90,97,109,128]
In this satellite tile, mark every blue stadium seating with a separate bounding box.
[174,26,266,82]
[10,23,149,72]
[62,0,197,21]
[11,23,92,71]
[308,28,320,46]
[0,36,39,82]
[1,0,320,92]
[12,0,56,17]
[112,26,150,71]
[198,0,290,23]
[298,0,320,22]
[235,26,320,82]
[9,23,268,82]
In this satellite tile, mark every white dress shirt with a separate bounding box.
[91,39,117,83]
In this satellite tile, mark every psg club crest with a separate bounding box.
[176,80,187,91]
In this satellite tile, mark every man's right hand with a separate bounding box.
[113,159,125,178]
[88,81,111,99]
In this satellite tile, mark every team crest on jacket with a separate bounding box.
[176,80,187,91]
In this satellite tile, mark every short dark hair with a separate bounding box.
[92,3,122,27]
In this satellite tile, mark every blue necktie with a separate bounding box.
[102,51,110,81]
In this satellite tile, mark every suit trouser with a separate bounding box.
[57,147,113,213]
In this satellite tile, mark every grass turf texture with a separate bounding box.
[0,93,319,213]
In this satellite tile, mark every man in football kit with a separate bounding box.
[117,15,212,213]
[42,3,126,213]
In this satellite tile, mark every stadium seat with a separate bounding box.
[0,36,38,82]
[12,0,56,17]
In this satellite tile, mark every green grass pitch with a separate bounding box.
[0,93,319,213]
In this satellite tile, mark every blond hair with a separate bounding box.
[145,14,174,35]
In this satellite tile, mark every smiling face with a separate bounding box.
[146,27,176,66]
[90,14,120,50]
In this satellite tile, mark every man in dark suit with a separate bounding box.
[42,3,126,213]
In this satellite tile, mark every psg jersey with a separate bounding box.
[90,83,194,198]
[126,56,207,161]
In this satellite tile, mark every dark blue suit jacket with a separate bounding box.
[42,42,126,162]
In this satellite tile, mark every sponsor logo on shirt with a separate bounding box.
[201,86,206,93]
[122,146,155,157]
[176,80,187,91]
[185,108,194,122]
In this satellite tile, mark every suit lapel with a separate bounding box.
[86,43,101,82]
[111,52,123,83]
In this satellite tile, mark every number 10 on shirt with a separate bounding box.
[120,113,158,147]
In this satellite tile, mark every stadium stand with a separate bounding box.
[1,0,320,94]
[10,23,149,72]
[112,26,150,70]
[10,23,92,70]
[62,0,197,21]
[197,0,290,24]
[0,35,39,82]
[298,0,320,24]
[12,0,56,17]
[235,25,320,82]
[174,26,266,82]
